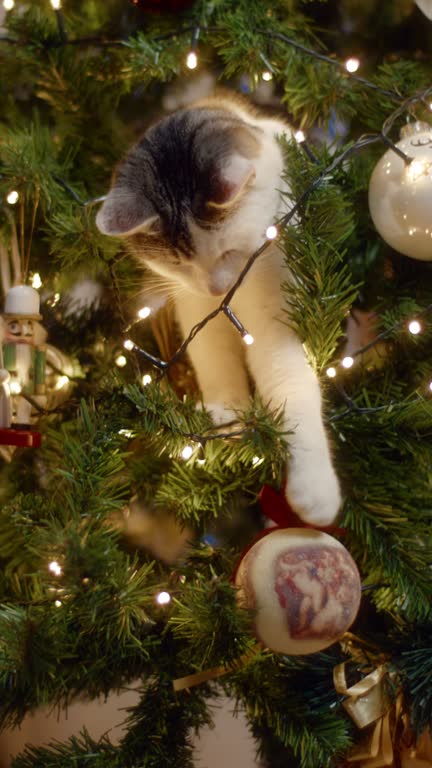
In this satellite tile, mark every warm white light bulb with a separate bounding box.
[345,57,360,73]
[342,356,354,369]
[123,339,134,351]
[252,456,263,466]
[50,0,62,8]
[262,70,273,81]
[408,320,421,335]
[55,375,69,391]
[243,333,254,345]
[138,306,151,319]
[31,273,42,289]
[115,354,127,368]
[156,591,171,605]
[326,366,337,378]
[49,560,62,576]
[55,600,62,607]
[142,374,152,386]
[294,130,306,143]
[10,381,22,394]
[118,429,133,438]
[181,445,194,460]
[186,51,198,69]
[3,0,14,11]
[6,190,19,204]
[429,381,432,392]
[266,225,278,240]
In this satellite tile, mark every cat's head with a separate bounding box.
[96,104,283,297]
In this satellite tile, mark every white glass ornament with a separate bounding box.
[369,122,432,261]
[415,0,432,20]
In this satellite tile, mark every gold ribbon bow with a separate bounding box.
[334,662,401,767]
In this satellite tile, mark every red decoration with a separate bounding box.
[0,428,42,448]
[258,483,346,535]
[131,0,195,13]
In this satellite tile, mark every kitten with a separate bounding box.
[96,95,341,526]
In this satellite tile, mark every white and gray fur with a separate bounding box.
[96,96,341,525]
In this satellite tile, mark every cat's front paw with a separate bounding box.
[285,456,342,526]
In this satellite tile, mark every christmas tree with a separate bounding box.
[0,1,431,766]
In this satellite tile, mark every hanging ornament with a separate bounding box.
[0,285,46,447]
[369,121,432,261]
[131,0,195,12]
[235,527,361,655]
[414,0,432,20]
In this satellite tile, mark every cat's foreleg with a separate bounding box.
[176,297,251,426]
[246,330,341,526]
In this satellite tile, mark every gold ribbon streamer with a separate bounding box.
[173,644,262,692]
[334,663,389,729]
[334,662,405,767]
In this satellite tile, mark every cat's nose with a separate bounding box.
[208,283,227,296]
[207,266,233,296]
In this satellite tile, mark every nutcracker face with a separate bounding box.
[4,316,35,345]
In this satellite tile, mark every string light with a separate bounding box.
[342,356,354,369]
[54,600,62,607]
[9,381,22,394]
[408,320,422,335]
[3,0,15,9]
[50,0,62,8]
[137,306,152,320]
[31,273,42,289]
[266,225,278,240]
[49,561,62,576]
[142,373,152,386]
[326,367,337,378]
[156,591,171,605]
[115,354,127,367]
[186,26,200,70]
[123,339,135,351]
[429,382,432,392]
[6,190,19,204]
[181,445,194,460]
[345,57,360,73]
[252,456,264,466]
[223,305,254,347]
[294,130,306,143]
[262,71,273,81]
[118,429,133,437]
[55,375,69,390]
[186,51,198,69]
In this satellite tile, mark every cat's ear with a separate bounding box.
[96,189,159,236]
[208,154,256,209]
[207,123,261,209]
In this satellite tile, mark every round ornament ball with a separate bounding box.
[369,121,432,261]
[235,528,361,656]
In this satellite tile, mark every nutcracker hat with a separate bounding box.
[3,285,42,321]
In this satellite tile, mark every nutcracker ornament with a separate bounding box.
[0,285,46,448]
